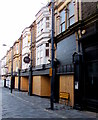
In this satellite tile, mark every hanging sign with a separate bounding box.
[23,56,30,63]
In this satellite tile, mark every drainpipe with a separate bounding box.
[50,0,55,110]
[29,26,33,96]
[18,37,22,91]
[77,1,80,53]
[11,46,13,93]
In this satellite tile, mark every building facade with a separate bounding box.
[5,48,12,88]
[0,60,1,79]
[0,0,97,112]
[22,27,31,70]
[35,6,51,66]
[1,56,7,87]
[13,39,22,90]
[52,0,98,111]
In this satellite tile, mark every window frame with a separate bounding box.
[60,9,65,33]
[67,0,75,28]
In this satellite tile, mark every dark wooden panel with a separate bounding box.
[56,34,76,66]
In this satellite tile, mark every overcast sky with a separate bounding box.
[0,0,48,60]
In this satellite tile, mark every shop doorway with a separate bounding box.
[84,44,98,111]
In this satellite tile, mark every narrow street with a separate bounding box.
[0,80,96,119]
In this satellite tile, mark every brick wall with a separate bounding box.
[81,2,97,20]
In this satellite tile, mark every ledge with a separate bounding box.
[57,72,74,75]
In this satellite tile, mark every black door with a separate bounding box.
[84,45,98,111]
[86,61,98,100]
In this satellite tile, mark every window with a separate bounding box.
[46,22,50,28]
[60,9,65,33]
[16,62,18,72]
[46,17,50,28]
[37,18,43,34]
[40,18,43,33]
[37,45,44,65]
[16,45,18,54]
[46,43,49,47]
[40,50,43,64]
[37,21,40,34]
[37,51,40,65]
[46,43,49,57]
[46,49,49,57]
[46,17,49,20]
[67,0,75,28]
[22,35,28,48]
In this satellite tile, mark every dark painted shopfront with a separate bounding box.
[81,23,98,112]
[55,13,98,111]
[56,32,76,107]
[74,15,98,112]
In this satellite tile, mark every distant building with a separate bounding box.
[1,56,7,79]
[0,60,1,79]
[13,38,22,90]
[6,48,12,88]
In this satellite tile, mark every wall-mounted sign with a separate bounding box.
[23,56,30,64]
[75,81,78,90]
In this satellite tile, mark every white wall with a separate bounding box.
[1,56,7,76]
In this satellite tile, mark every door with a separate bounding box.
[84,44,98,111]
[85,61,98,100]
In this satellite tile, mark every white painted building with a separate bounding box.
[1,56,7,77]
[1,56,8,86]
[0,60,1,79]
[35,6,51,66]
[22,27,31,70]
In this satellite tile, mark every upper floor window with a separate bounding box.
[40,18,43,33]
[37,21,40,34]
[46,43,49,57]
[46,17,49,20]
[36,44,43,65]
[46,43,49,47]
[16,44,18,54]
[37,18,44,34]
[46,22,50,28]
[67,0,75,28]
[16,62,18,72]
[22,35,28,48]
[46,49,49,57]
[46,17,50,28]
[60,9,65,33]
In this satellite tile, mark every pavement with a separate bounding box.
[0,80,97,119]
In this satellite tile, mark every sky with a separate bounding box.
[0,0,48,60]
